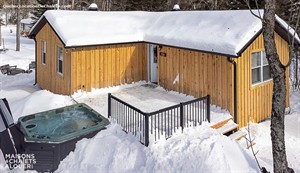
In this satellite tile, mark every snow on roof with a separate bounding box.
[30,10,298,57]
[173,4,180,10]
[275,15,300,44]
[21,18,34,25]
[89,3,98,8]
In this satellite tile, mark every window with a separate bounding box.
[251,50,271,85]
[57,46,63,75]
[42,41,46,64]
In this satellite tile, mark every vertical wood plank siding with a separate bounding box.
[158,32,290,128]
[35,21,290,128]
[158,46,234,115]
[71,43,147,93]
[236,33,290,127]
[35,23,72,95]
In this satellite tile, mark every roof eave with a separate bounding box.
[65,41,239,58]
[236,29,263,57]
[28,16,67,47]
[275,20,300,45]
[28,16,47,39]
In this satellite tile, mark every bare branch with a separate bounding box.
[254,0,262,19]
[246,122,261,171]
[243,0,263,21]
[282,3,300,68]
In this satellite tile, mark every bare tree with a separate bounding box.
[244,0,297,172]
[294,49,300,90]
[0,19,3,47]
[276,0,300,91]
[288,1,300,90]
[262,0,294,172]
[16,0,20,51]
[101,0,112,11]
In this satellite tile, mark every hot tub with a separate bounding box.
[17,103,110,172]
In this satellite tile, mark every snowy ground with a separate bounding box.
[242,92,300,172]
[73,82,231,124]
[0,25,299,173]
[0,26,35,70]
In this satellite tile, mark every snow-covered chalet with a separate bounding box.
[29,10,300,127]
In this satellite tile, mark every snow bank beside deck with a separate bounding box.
[56,123,259,173]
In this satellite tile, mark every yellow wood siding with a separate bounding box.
[35,21,290,128]
[71,43,147,92]
[236,33,290,127]
[158,32,290,128]
[35,23,72,95]
[158,46,234,114]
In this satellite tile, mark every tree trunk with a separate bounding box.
[0,21,2,47]
[16,1,20,51]
[262,0,289,172]
[296,50,299,89]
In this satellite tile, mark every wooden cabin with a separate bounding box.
[29,10,299,127]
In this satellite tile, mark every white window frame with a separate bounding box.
[251,50,272,86]
[57,46,63,75]
[42,41,46,65]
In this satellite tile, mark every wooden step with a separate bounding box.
[216,119,238,134]
[229,130,247,141]
[211,117,232,129]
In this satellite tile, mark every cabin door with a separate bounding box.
[148,44,158,83]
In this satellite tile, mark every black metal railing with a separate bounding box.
[148,104,181,142]
[108,93,210,146]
